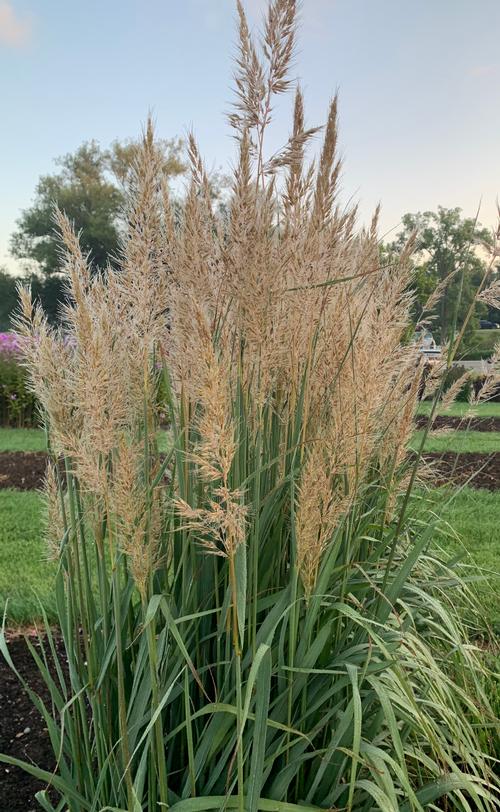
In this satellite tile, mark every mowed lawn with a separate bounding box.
[0,484,498,627]
[435,488,500,628]
[417,401,500,418]
[415,400,500,453]
[0,426,46,452]
[2,409,498,456]
[412,430,500,454]
[0,489,57,624]
[0,426,171,453]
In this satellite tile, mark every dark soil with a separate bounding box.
[1,447,500,493]
[415,415,500,432]
[0,452,47,491]
[1,447,500,495]
[422,451,500,491]
[0,451,171,491]
[0,633,67,811]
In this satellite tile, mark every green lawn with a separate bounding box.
[0,427,46,452]
[412,429,500,454]
[0,489,56,624]
[433,487,500,629]
[415,399,500,452]
[1,407,499,453]
[0,427,172,454]
[417,401,500,418]
[0,484,498,630]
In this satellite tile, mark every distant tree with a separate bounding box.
[11,136,186,278]
[0,269,18,331]
[27,273,67,325]
[11,142,122,276]
[7,136,186,323]
[0,267,69,329]
[392,207,491,345]
[107,136,185,187]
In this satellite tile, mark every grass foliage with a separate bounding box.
[2,482,499,634]
[417,401,500,417]
[0,490,56,624]
[0,426,45,452]
[413,429,500,454]
[1,2,500,810]
[437,487,500,628]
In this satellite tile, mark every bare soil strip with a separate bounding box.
[421,452,500,491]
[415,416,500,432]
[1,449,499,492]
[0,451,47,491]
[0,635,67,811]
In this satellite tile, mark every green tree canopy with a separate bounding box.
[0,268,68,330]
[107,136,185,186]
[392,206,491,344]
[0,269,19,331]
[10,136,186,277]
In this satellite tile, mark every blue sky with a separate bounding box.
[1,0,499,272]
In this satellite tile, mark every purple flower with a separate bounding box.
[0,332,22,357]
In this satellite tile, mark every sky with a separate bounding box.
[0,0,499,273]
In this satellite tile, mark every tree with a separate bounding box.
[392,207,491,345]
[11,136,186,278]
[27,273,67,325]
[0,269,18,331]
[0,267,69,329]
[107,136,185,186]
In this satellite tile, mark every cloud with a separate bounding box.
[469,64,497,79]
[0,1,32,47]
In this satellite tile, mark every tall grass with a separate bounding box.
[2,1,500,809]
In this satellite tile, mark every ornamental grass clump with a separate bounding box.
[2,1,499,809]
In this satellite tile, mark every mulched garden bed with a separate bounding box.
[1,448,500,492]
[0,452,47,491]
[415,415,500,432]
[422,451,500,491]
[0,633,67,811]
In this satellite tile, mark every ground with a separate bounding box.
[414,429,500,453]
[0,490,56,624]
[0,633,67,812]
[435,487,500,627]
[0,428,46,452]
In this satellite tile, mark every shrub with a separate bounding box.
[462,329,499,361]
[0,332,38,426]
[421,364,500,404]
[2,2,499,810]
[442,364,475,402]
[471,374,500,402]
[443,366,500,404]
